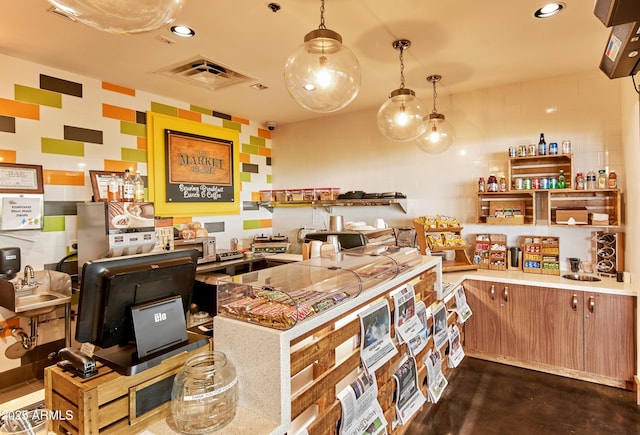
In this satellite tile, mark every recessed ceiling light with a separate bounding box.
[170,25,196,37]
[534,3,565,18]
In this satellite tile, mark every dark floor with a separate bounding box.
[410,357,640,435]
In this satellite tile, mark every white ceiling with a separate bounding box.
[1,1,612,127]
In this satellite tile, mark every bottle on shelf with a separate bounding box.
[575,172,585,190]
[122,169,134,202]
[487,174,498,192]
[598,169,607,189]
[537,133,547,156]
[107,173,120,202]
[499,175,507,192]
[478,177,486,193]
[133,170,145,202]
[608,170,617,189]
[586,169,596,190]
[557,170,566,189]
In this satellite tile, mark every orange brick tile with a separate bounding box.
[43,169,85,186]
[232,116,250,125]
[251,191,261,201]
[137,137,147,150]
[173,217,192,226]
[257,128,272,139]
[102,103,136,122]
[102,82,136,96]
[239,153,251,163]
[0,150,17,163]
[104,160,137,173]
[178,109,202,122]
[258,147,272,157]
[260,219,273,228]
[0,98,39,120]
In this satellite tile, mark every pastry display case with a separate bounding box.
[217,246,422,329]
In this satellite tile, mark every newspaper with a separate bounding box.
[392,284,423,343]
[425,347,448,403]
[447,324,465,368]
[431,302,449,350]
[454,285,473,323]
[393,355,426,424]
[360,300,398,372]
[337,370,387,435]
[406,300,429,357]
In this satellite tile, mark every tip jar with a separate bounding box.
[171,351,239,434]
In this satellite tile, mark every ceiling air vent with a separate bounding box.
[157,56,256,90]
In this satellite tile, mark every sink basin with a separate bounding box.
[562,273,601,282]
[14,291,71,316]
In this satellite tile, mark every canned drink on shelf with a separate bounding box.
[527,144,537,156]
[518,145,527,157]
[549,142,558,155]
[549,177,558,189]
[514,178,524,190]
[562,140,572,154]
[532,177,541,189]
[522,178,532,190]
[509,146,517,157]
[540,177,549,189]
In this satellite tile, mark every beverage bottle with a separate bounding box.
[598,169,607,189]
[608,170,617,189]
[575,172,585,190]
[122,169,134,202]
[487,174,498,192]
[586,170,596,190]
[107,173,120,202]
[538,133,547,156]
[133,170,145,202]
[499,176,507,192]
[557,170,566,189]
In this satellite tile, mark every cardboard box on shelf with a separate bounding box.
[556,207,589,224]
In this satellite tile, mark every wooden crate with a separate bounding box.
[521,236,560,275]
[45,338,210,435]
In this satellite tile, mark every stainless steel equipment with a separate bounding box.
[252,234,290,253]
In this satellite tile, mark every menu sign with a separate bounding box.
[164,129,235,203]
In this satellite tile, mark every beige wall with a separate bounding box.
[273,70,625,263]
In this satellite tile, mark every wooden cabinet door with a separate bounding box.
[583,293,636,383]
[536,287,584,370]
[463,280,501,355]
[499,283,540,361]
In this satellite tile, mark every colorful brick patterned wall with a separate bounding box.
[0,54,273,373]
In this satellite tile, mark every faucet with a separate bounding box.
[23,265,35,286]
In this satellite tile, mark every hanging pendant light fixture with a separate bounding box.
[377,40,427,142]
[417,74,455,153]
[284,0,361,113]
[47,0,185,34]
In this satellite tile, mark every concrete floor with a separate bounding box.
[410,357,640,434]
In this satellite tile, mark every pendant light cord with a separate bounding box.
[398,46,406,89]
[319,0,326,29]
[431,79,438,114]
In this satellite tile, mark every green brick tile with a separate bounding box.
[15,85,62,108]
[43,216,65,232]
[122,147,147,162]
[222,120,241,131]
[190,105,212,116]
[250,136,266,147]
[41,137,84,156]
[240,172,251,182]
[266,174,272,184]
[242,143,259,155]
[120,121,147,137]
[243,220,261,230]
[150,102,178,116]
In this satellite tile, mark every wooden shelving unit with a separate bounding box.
[508,154,573,187]
[548,189,621,227]
[521,236,560,275]
[477,192,535,224]
[473,234,507,270]
[413,222,477,272]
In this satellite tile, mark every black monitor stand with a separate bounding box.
[94,296,209,376]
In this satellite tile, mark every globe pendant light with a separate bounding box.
[47,0,185,34]
[377,40,427,142]
[284,0,361,113]
[417,74,455,153]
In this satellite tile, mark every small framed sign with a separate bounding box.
[90,170,123,202]
[0,163,43,194]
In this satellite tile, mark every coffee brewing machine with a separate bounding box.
[77,202,156,275]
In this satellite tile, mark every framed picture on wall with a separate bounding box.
[90,170,123,202]
[0,162,44,194]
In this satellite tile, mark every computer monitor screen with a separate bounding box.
[76,249,199,350]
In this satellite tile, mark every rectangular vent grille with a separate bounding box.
[156,56,256,90]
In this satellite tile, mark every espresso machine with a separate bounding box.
[77,202,156,275]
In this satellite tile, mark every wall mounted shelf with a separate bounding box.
[259,198,408,213]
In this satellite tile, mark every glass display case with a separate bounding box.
[217,246,422,329]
